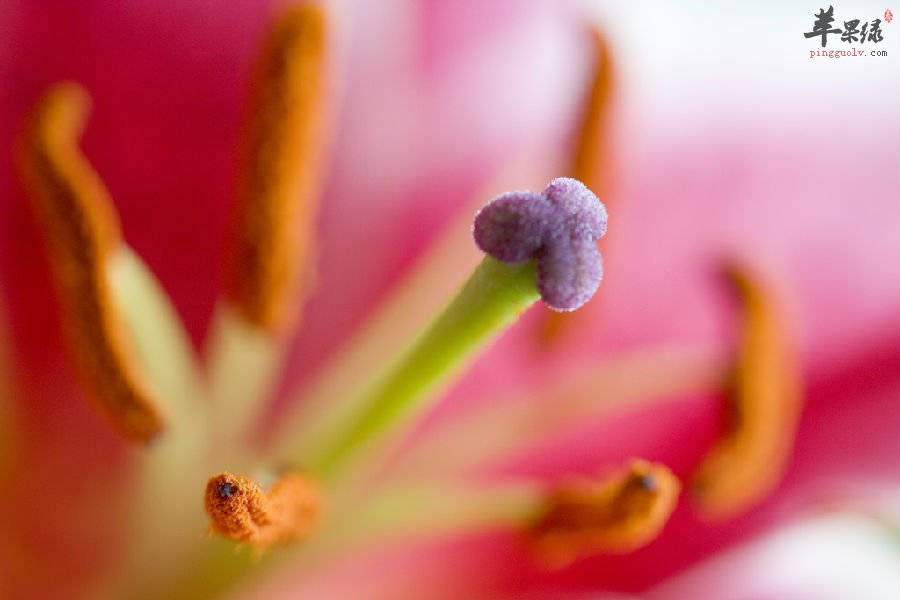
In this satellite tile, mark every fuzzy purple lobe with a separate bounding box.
[473,177,607,311]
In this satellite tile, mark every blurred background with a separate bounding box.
[0,1,898,598]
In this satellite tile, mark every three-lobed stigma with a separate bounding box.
[473,178,607,312]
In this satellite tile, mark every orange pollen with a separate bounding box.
[690,264,803,521]
[17,82,165,444]
[225,4,329,335]
[205,471,323,550]
[540,27,615,345]
[530,459,680,568]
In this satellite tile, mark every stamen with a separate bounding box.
[225,4,329,335]
[571,27,614,187]
[17,82,165,443]
[305,178,606,477]
[204,470,322,550]
[531,459,680,568]
[690,264,803,520]
[540,27,615,341]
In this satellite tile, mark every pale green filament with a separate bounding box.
[393,344,729,478]
[308,257,540,478]
[207,303,285,453]
[272,480,543,572]
[104,247,212,597]
[323,480,542,547]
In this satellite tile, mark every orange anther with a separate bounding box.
[531,459,680,568]
[205,471,322,550]
[691,265,803,520]
[18,82,165,443]
[225,5,329,335]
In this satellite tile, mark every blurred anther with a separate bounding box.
[531,459,680,568]
[570,27,614,187]
[225,4,329,335]
[18,82,165,443]
[541,26,615,341]
[691,264,803,520]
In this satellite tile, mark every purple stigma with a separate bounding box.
[473,178,607,311]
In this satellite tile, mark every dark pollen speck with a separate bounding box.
[636,474,657,492]
[218,482,235,499]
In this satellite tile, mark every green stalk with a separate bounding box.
[307,257,540,478]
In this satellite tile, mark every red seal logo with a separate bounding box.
[886,9,894,23]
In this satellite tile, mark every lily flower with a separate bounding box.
[1,1,899,599]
